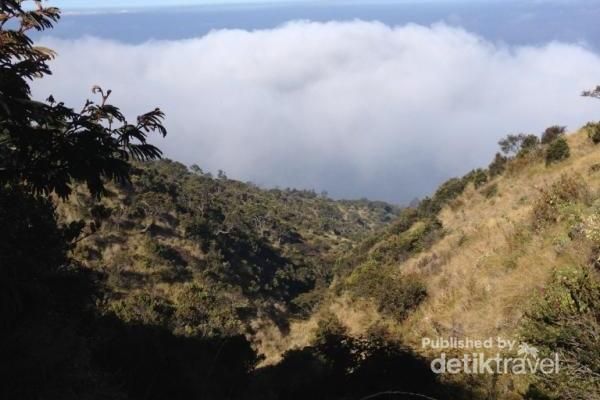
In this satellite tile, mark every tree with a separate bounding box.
[583,87,600,144]
[0,3,169,397]
[0,1,167,199]
[519,134,540,155]
[190,164,203,175]
[582,85,600,100]
[545,137,570,165]
[584,122,600,144]
[489,152,508,177]
[498,133,540,156]
[541,125,566,145]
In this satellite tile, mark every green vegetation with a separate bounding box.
[541,125,566,145]
[523,266,600,399]
[346,262,427,322]
[531,173,589,229]
[3,2,600,400]
[545,136,571,164]
[584,121,600,144]
[489,152,509,177]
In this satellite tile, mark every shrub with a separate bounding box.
[416,177,469,217]
[545,137,570,165]
[522,265,600,399]
[370,219,443,264]
[314,313,347,344]
[489,152,508,177]
[584,121,600,144]
[173,283,244,337]
[519,134,541,154]
[346,262,427,322]
[378,276,427,322]
[434,177,468,204]
[479,182,498,198]
[110,293,174,326]
[541,125,566,144]
[498,133,540,157]
[464,169,488,189]
[532,174,589,229]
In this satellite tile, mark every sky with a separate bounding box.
[51,0,500,9]
[30,0,600,203]
[52,0,291,8]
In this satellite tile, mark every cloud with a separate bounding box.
[34,21,600,203]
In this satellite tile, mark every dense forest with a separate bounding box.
[2,2,599,399]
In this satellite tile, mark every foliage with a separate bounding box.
[531,174,589,229]
[519,133,541,154]
[173,282,246,337]
[63,159,402,337]
[522,265,600,399]
[480,182,499,198]
[584,121,600,144]
[346,262,427,322]
[0,2,167,198]
[582,85,600,100]
[545,137,570,165]
[417,175,471,217]
[489,152,508,177]
[464,168,489,189]
[370,218,443,264]
[541,125,566,145]
[499,133,540,156]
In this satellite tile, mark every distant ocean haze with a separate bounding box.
[39,1,600,48]
[32,1,600,203]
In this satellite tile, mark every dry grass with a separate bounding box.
[262,129,600,396]
[399,130,599,348]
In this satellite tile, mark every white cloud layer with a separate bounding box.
[34,21,600,203]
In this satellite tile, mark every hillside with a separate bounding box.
[52,125,600,400]
[59,159,401,338]
[4,4,599,399]
[274,126,600,398]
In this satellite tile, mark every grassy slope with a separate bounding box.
[401,130,598,345]
[272,129,600,395]
[55,130,599,397]
[58,159,400,342]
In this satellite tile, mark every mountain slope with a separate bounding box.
[59,159,401,338]
[282,127,600,398]
[57,127,600,399]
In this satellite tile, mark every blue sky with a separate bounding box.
[51,0,497,10]
[37,0,600,202]
[53,0,314,9]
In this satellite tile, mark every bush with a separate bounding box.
[489,152,508,177]
[110,293,174,326]
[498,133,540,157]
[346,262,427,322]
[519,134,541,154]
[479,182,499,198]
[532,174,589,229]
[545,137,570,165]
[541,125,566,144]
[370,219,443,264]
[522,265,600,399]
[584,121,600,144]
[464,169,488,189]
[173,283,244,337]
[314,313,347,344]
[434,177,468,204]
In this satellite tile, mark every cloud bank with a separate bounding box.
[34,21,600,203]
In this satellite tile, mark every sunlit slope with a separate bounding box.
[279,129,599,359]
[400,130,599,347]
